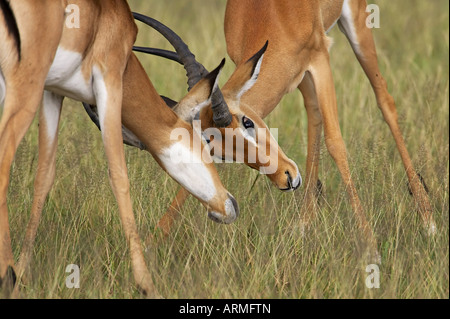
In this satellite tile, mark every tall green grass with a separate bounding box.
[2,0,448,298]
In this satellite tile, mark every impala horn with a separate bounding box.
[133,12,233,127]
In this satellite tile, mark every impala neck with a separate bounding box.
[121,53,181,154]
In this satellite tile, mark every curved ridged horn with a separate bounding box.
[133,46,181,64]
[132,12,232,127]
[210,88,232,127]
[133,12,207,91]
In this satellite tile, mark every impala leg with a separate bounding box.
[309,52,380,263]
[16,92,63,282]
[0,84,45,288]
[155,187,190,238]
[298,73,323,228]
[94,70,159,298]
[338,0,436,234]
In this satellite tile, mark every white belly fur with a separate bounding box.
[45,47,96,104]
[1,47,95,106]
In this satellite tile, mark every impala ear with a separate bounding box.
[228,41,268,101]
[173,59,225,123]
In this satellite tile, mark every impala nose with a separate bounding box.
[208,194,240,224]
[283,170,302,192]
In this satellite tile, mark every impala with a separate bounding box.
[0,0,241,297]
[134,0,437,261]
[85,13,303,236]
[225,0,436,256]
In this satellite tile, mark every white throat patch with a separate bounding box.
[159,142,217,203]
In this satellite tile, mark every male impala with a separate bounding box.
[142,0,436,260]
[225,0,436,255]
[0,0,240,297]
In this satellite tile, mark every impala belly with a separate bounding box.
[45,47,95,104]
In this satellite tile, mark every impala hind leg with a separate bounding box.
[298,73,323,231]
[309,51,380,263]
[0,84,46,289]
[338,0,436,235]
[16,92,63,283]
[94,69,159,298]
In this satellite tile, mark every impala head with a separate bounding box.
[156,59,239,224]
[203,42,301,192]
[133,14,301,193]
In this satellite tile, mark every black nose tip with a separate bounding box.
[228,194,240,219]
[285,170,300,191]
[285,171,293,188]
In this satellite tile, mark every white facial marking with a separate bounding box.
[45,47,95,104]
[159,142,217,203]
[42,91,62,144]
[340,0,362,56]
[240,127,257,147]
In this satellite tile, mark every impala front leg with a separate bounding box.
[94,68,159,298]
[16,92,63,282]
[309,51,380,264]
[298,73,323,229]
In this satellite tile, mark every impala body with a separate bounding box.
[0,0,238,297]
[223,0,436,258]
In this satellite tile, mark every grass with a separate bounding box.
[2,0,449,298]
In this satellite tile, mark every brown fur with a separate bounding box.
[0,0,236,298]
[223,0,436,261]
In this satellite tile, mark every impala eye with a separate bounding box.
[242,116,255,129]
